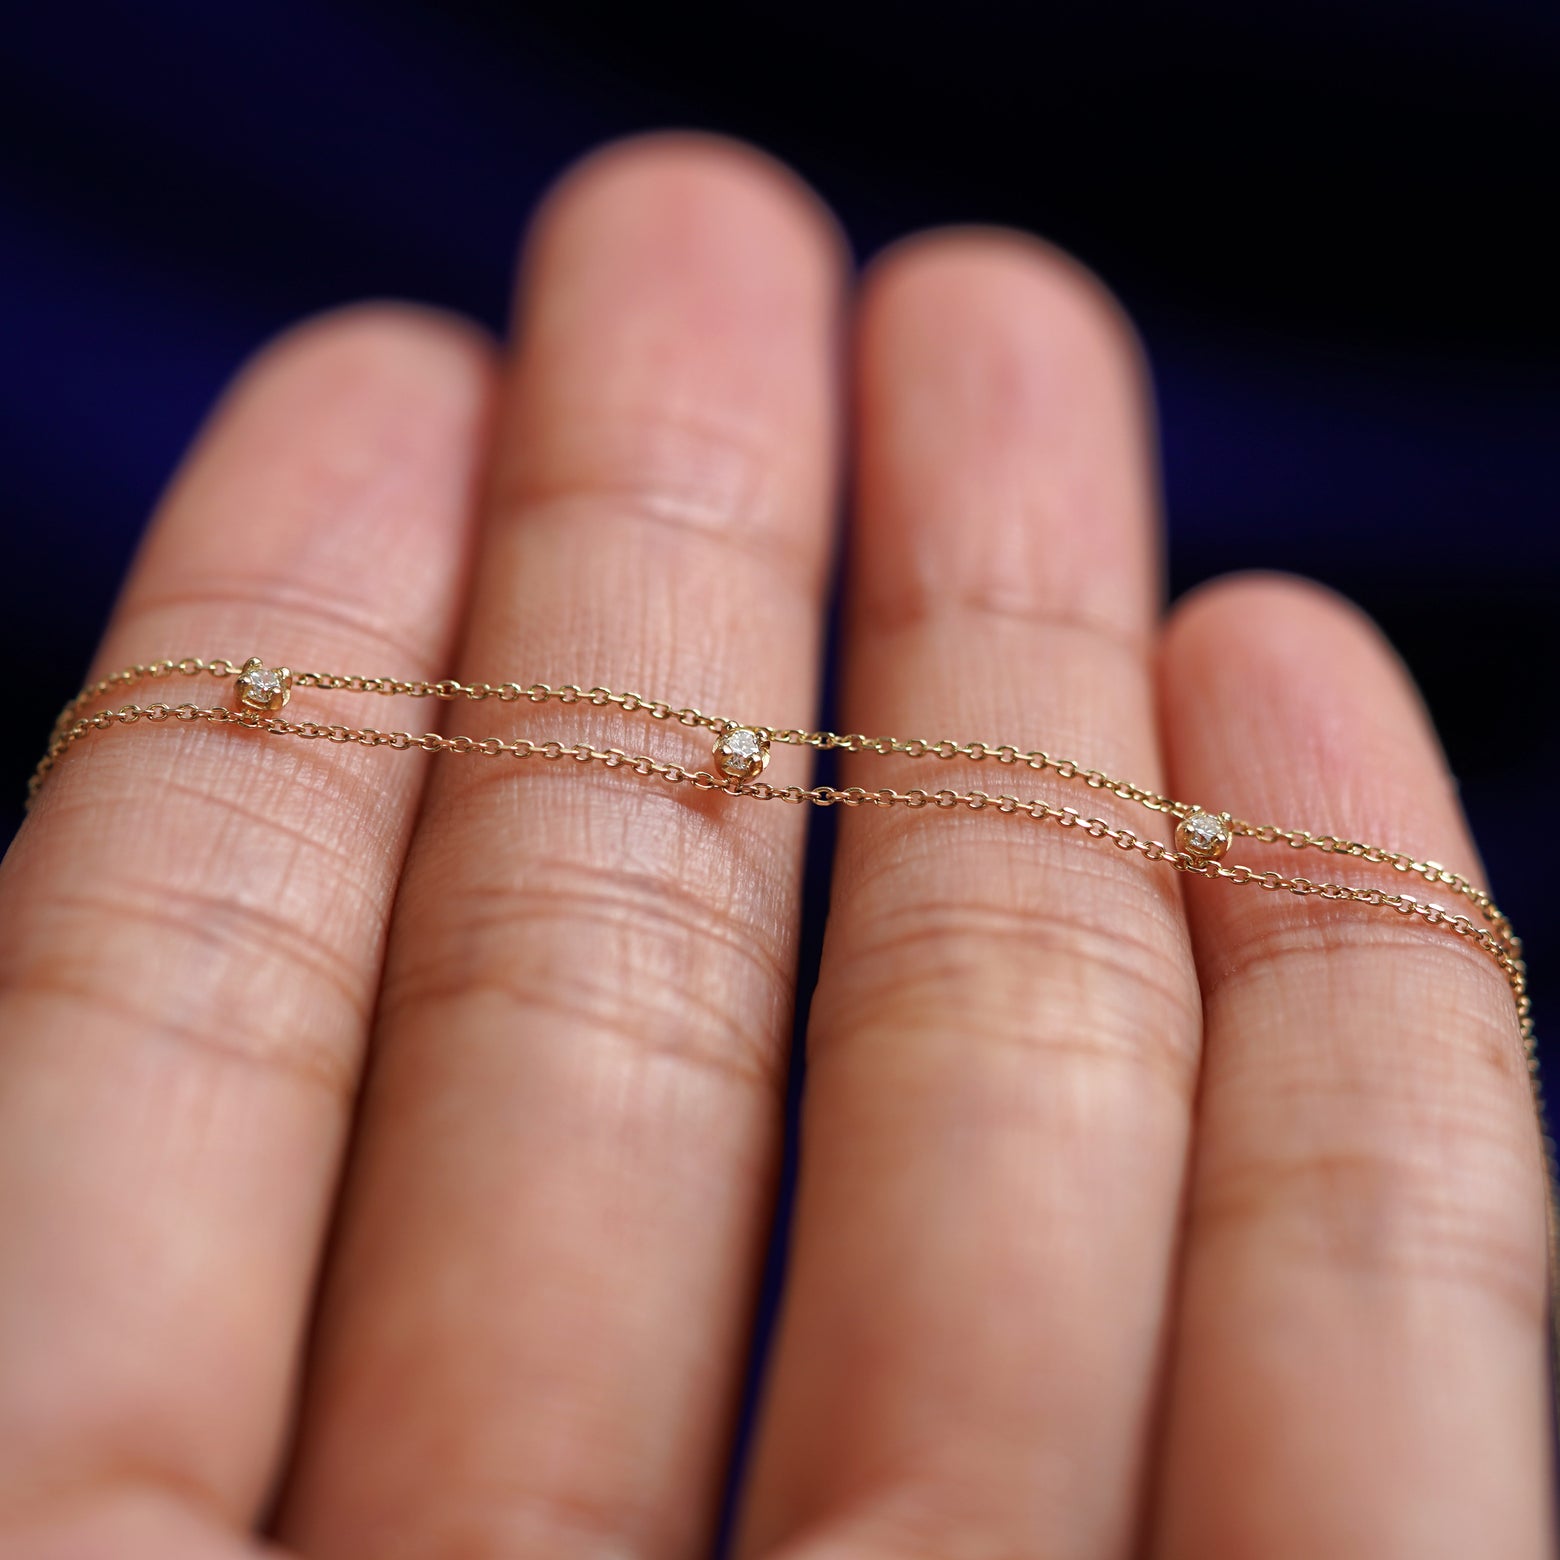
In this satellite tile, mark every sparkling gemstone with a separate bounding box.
[236,661,284,709]
[714,726,768,779]
[1176,809,1232,860]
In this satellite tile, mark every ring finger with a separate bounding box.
[737,233,1200,1558]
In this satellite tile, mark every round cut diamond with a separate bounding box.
[714,726,768,779]
[236,659,287,710]
[1176,809,1232,861]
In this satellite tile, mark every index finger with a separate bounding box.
[0,308,493,1555]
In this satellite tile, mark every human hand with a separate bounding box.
[1,134,1551,1559]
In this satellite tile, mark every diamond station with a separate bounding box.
[714,726,769,780]
[1175,809,1233,861]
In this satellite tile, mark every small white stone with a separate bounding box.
[1177,810,1232,860]
[715,727,767,778]
[246,667,281,698]
[237,664,284,707]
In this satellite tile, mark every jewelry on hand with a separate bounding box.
[27,654,1534,1049]
[26,651,1559,1402]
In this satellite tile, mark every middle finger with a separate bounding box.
[277,136,845,1558]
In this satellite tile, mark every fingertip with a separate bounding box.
[859,224,1151,407]
[1159,568,1472,889]
[1161,570,1435,749]
[523,130,850,299]
[222,301,498,424]
[849,222,1160,647]
[1168,569,1379,652]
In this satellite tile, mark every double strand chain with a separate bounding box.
[26,653,1558,1395]
[27,655,1538,1031]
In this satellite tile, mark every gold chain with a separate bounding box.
[25,655,1538,1041]
[24,653,1559,1384]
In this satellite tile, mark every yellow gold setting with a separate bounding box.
[713,725,770,781]
[1175,809,1233,862]
[234,657,292,713]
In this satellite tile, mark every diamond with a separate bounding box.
[713,726,769,780]
[235,658,288,711]
[1176,809,1232,861]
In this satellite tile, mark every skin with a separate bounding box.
[0,133,1550,1560]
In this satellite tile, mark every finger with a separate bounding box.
[737,234,1200,1558]
[0,309,493,1556]
[275,137,844,1557]
[1150,575,1553,1558]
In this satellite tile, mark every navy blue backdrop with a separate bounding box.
[2,8,1555,1484]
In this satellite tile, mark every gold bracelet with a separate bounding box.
[23,651,1560,1411]
[26,653,1537,1039]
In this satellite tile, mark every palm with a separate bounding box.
[0,135,1550,1560]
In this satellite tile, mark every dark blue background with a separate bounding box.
[2,0,1556,1523]
[5,2,1553,1028]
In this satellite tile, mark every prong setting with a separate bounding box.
[713,725,770,781]
[235,657,292,712]
[1175,809,1233,862]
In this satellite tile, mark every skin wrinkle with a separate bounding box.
[121,580,442,670]
[471,513,820,718]
[56,754,379,919]
[769,1486,1063,1560]
[852,584,1156,658]
[1188,1143,1548,1332]
[380,798,804,1104]
[158,772,408,895]
[428,757,804,894]
[58,769,396,908]
[0,1459,242,1547]
[492,480,823,607]
[360,1480,657,1560]
[382,894,794,1104]
[395,852,798,1000]
[502,387,810,533]
[4,755,401,1101]
[387,973,787,1107]
[34,879,371,1024]
[806,1021,1195,1167]
[812,898,1202,1100]
[24,719,424,846]
[1201,911,1526,1079]
[834,815,1190,932]
[4,967,361,1108]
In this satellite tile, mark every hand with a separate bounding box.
[1,133,1550,1560]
